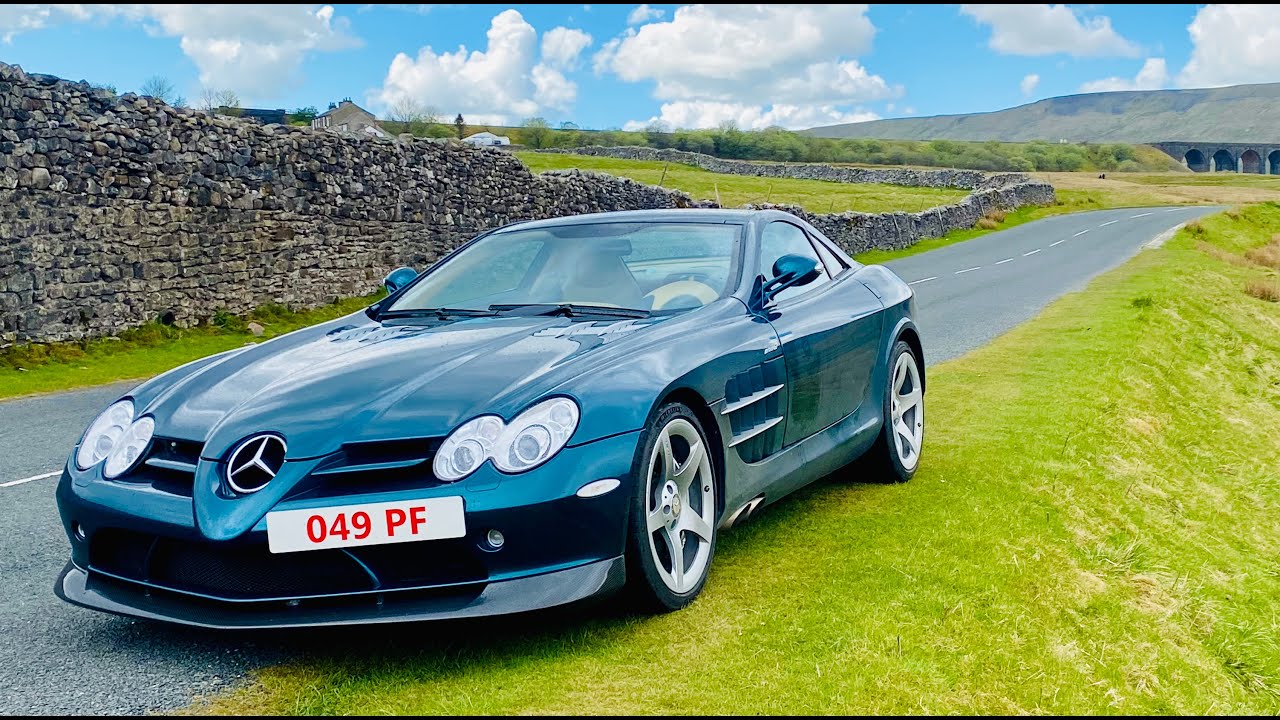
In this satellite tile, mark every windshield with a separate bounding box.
[387,221,742,314]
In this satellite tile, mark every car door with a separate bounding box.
[758,221,883,447]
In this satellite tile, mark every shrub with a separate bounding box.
[983,208,1007,223]
[1245,278,1280,302]
[976,218,999,230]
[1245,241,1280,269]
[1184,220,1207,236]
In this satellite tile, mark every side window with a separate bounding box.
[759,221,831,303]
[812,237,848,277]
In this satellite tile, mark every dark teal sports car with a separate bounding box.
[54,208,925,628]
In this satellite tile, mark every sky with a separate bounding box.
[0,4,1275,131]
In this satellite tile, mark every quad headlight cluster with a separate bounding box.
[75,399,155,478]
[434,397,579,482]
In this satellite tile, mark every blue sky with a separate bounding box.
[0,5,1273,130]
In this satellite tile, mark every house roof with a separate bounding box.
[316,100,373,119]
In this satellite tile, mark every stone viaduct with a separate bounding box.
[1152,141,1280,174]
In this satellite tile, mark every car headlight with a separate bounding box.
[76,399,134,470]
[433,397,579,482]
[103,416,155,479]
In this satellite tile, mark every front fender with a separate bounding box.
[560,301,778,447]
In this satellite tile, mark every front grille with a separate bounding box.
[89,528,375,600]
[118,436,203,496]
[289,437,444,501]
[351,538,486,587]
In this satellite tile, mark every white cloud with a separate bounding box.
[531,65,576,110]
[540,26,592,70]
[0,5,358,100]
[596,5,895,105]
[1179,5,1280,88]
[598,5,896,131]
[1080,58,1168,93]
[375,9,582,123]
[623,101,878,132]
[1020,73,1040,96]
[627,4,664,25]
[960,4,1138,58]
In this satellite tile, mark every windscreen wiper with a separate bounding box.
[378,307,498,320]
[489,303,650,319]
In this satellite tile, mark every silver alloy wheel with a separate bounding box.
[644,417,716,594]
[890,352,924,470]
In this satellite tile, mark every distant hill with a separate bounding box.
[806,83,1280,143]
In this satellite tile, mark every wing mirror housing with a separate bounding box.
[760,254,821,305]
[383,266,418,294]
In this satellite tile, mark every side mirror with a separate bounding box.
[383,266,418,294]
[761,254,821,304]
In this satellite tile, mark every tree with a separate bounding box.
[199,88,241,115]
[387,97,438,124]
[559,121,580,131]
[644,120,670,148]
[520,117,552,149]
[387,98,441,136]
[454,113,466,139]
[139,75,184,107]
[289,106,319,124]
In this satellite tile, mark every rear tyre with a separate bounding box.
[625,402,718,613]
[862,340,924,483]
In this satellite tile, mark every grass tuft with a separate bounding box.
[1246,278,1280,302]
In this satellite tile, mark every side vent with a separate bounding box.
[723,358,786,463]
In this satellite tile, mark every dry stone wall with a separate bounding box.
[535,146,1027,190]
[0,62,1053,346]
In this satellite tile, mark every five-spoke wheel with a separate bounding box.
[890,350,924,471]
[861,339,924,483]
[627,403,718,610]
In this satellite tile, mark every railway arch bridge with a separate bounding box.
[1153,141,1280,174]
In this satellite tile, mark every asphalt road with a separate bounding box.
[0,205,1220,715]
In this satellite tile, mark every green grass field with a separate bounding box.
[516,152,970,214]
[189,207,1280,714]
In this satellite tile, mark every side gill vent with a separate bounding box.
[723,358,785,463]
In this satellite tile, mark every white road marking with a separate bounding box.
[1049,239,1066,247]
[1145,222,1187,249]
[1,470,60,488]
[954,266,981,274]
[1164,208,1184,212]
[908,276,937,286]
[1130,212,1153,218]
[994,258,1014,265]
[1073,229,1090,237]
[1023,249,1042,256]
[1099,220,1119,227]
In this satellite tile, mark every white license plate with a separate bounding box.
[266,496,466,554]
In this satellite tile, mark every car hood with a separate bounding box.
[133,312,666,460]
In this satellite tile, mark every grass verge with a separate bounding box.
[515,151,970,214]
[192,204,1280,714]
[0,294,383,400]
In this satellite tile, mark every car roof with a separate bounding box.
[494,208,800,233]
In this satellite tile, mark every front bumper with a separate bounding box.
[55,430,640,627]
[55,555,625,629]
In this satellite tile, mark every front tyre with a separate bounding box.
[863,339,924,483]
[626,402,718,612]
